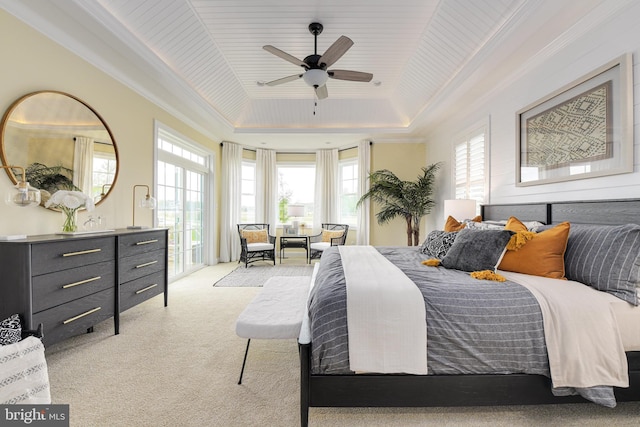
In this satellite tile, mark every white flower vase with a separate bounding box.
[61,208,79,232]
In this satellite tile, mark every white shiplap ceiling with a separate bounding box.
[0,0,627,150]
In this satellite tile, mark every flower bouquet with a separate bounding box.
[45,190,95,232]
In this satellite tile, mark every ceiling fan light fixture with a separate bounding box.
[303,69,328,88]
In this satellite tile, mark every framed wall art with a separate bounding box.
[516,53,633,186]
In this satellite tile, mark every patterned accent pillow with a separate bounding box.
[419,230,458,259]
[441,228,513,272]
[0,314,22,346]
[464,221,505,230]
[242,229,268,244]
[564,224,640,305]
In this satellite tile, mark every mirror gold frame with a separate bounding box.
[0,91,119,207]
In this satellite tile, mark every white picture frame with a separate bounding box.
[516,53,633,186]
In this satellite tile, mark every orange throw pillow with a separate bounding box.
[498,221,570,279]
[242,229,268,244]
[321,230,344,242]
[505,216,528,232]
[444,215,481,232]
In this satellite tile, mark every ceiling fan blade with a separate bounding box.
[315,84,328,100]
[328,69,373,82]
[263,45,309,69]
[265,74,303,86]
[318,36,353,68]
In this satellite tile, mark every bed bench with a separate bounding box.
[235,275,311,384]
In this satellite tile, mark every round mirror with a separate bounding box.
[0,91,118,207]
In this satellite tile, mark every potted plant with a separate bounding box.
[358,163,441,246]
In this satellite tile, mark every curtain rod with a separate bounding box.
[73,137,110,145]
[220,141,372,153]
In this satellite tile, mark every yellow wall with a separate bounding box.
[0,11,220,247]
[369,142,430,246]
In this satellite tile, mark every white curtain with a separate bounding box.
[313,149,338,231]
[356,141,371,245]
[256,148,277,232]
[219,142,242,262]
[73,136,94,195]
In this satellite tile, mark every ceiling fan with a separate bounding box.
[262,22,373,100]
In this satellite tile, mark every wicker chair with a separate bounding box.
[309,223,349,260]
[237,224,276,267]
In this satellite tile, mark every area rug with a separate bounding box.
[213,263,315,287]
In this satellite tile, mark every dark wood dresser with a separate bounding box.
[0,228,168,346]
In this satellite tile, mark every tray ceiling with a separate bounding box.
[0,0,626,149]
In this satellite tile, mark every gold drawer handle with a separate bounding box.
[136,239,159,245]
[62,307,101,324]
[62,248,102,257]
[62,276,102,289]
[135,284,158,294]
[135,260,158,269]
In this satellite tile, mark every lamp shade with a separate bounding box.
[302,69,328,87]
[443,199,476,221]
[1,165,41,208]
[6,182,41,207]
[287,204,304,218]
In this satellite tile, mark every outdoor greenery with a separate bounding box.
[358,163,442,246]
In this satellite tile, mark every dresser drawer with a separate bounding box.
[118,230,167,258]
[31,261,116,313]
[33,287,115,346]
[31,237,115,276]
[118,248,166,283]
[119,271,165,313]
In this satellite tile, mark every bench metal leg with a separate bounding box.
[238,339,251,384]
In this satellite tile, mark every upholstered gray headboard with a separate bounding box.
[481,199,640,226]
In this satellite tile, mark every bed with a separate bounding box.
[298,199,640,427]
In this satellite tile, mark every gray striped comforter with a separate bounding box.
[308,246,617,406]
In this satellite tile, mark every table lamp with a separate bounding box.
[0,165,41,240]
[287,204,305,234]
[127,184,157,229]
[443,199,476,222]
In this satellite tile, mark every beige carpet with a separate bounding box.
[44,263,640,426]
[214,263,315,287]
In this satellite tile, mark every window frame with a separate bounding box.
[154,121,215,280]
[276,162,316,227]
[338,158,358,227]
[240,160,256,223]
[452,122,489,213]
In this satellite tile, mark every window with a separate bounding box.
[338,159,358,226]
[156,124,213,280]
[454,127,487,213]
[241,161,256,223]
[277,164,315,226]
[91,151,117,198]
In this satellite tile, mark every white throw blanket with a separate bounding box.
[501,271,629,388]
[339,245,427,374]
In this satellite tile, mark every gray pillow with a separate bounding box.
[441,228,513,272]
[564,224,640,305]
[419,230,458,259]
